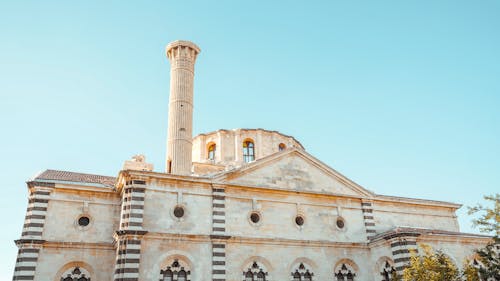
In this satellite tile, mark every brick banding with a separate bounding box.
[212,186,227,281]
[361,200,376,239]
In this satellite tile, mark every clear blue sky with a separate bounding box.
[1,0,499,278]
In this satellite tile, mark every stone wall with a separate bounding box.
[192,129,303,168]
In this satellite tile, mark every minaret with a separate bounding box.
[165,40,201,175]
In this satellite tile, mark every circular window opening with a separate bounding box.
[250,212,260,224]
[336,218,345,229]
[174,206,185,218]
[78,216,90,227]
[295,216,305,226]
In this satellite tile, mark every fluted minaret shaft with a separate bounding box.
[165,40,200,175]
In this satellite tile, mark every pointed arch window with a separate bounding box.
[243,140,255,163]
[178,270,187,281]
[160,259,191,281]
[256,271,266,281]
[291,262,314,281]
[243,261,268,281]
[380,261,396,281]
[208,143,216,160]
[245,271,254,281]
[60,267,90,281]
[335,263,356,281]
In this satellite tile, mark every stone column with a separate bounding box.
[234,131,241,163]
[165,40,201,175]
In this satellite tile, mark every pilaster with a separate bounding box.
[113,231,147,281]
[12,182,53,281]
[211,184,229,281]
[386,232,420,273]
[119,180,146,231]
[361,199,376,240]
[114,179,147,281]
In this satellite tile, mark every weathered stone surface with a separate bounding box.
[12,40,492,281]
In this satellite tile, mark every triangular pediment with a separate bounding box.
[214,149,374,197]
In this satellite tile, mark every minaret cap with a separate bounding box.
[166,40,201,54]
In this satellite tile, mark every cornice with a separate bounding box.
[43,241,115,250]
[143,232,369,248]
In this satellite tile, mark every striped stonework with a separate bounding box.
[211,185,228,281]
[361,200,376,239]
[212,242,226,281]
[212,186,226,235]
[114,179,147,281]
[21,187,52,239]
[12,244,41,281]
[13,184,52,281]
[120,180,146,231]
[387,233,420,272]
[113,233,145,281]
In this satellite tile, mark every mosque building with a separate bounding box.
[12,40,490,281]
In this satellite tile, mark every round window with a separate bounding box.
[250,212,260,224]
[336,217,345,229]
[295,215,305,226]
[78,216,90,227]
[174,206,185,218]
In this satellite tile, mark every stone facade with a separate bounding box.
[12,40,491,281]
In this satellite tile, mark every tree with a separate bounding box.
[465,193,500,280]
[463,236,500,281]
[462,261,480,281]
[467,193,500,236]
[402,244,460,281]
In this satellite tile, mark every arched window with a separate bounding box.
[245,271,253,281]
[208,143,216,160]
[160,259,191,281]
[243,140,255,163]
[60,267,90,281]
[178,270,187,281]
[256,271,266,281]
[163,269,173,281]
[279,143,286,151]
[243,261,268,281]
[290,262,314,281]
[334,263,356,281]
[380,261,396,281]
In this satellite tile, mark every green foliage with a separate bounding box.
[462,260,480,281]
[402,244,460,281]
[475,236,500,281]
[465,193,500,280]
[468,193,500,236]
